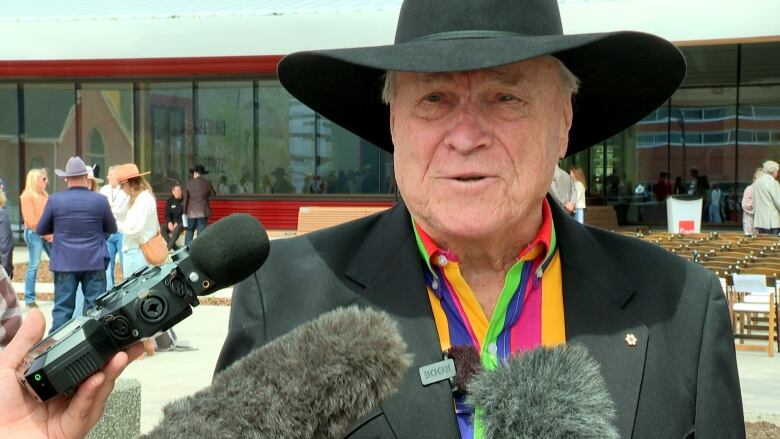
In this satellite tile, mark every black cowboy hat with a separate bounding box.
[278,0,686,157]
[190,164,209,175]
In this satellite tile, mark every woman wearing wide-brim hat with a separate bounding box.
[114,163,160,355]
[113,164,157,277]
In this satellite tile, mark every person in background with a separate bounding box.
[37,157,116,333]
[100,165,130,291]
[653,171,672,201]
[752,160,780,235]
[550,163,576,215]
[72,167,105,318]
[741,167,763,235]
[708,183,723,223]
[0,266,21,347]
[672,176,686,195]
[183,164,216,246]
[19,168,52,308]
[113,164,158,278]
[0,192,13,278]
[569,165,587,224]
[162,183,185,250]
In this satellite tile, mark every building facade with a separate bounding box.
[1,0,778,229]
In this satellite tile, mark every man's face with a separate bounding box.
[107,169,117,187]
[389,57,573,241]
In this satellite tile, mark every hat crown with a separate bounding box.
[65,156,88,175]
[395,0,562,44]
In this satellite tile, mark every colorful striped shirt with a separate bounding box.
[413,199,566,439]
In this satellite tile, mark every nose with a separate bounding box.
[443,100,492,154]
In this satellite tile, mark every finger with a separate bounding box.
[58,370,107,438]
[61,350,129,435]
[0,308,45,369]
[124,342,146,363]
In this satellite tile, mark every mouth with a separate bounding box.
[454,176,486,182]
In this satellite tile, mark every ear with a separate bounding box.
[557,93,574,159]
[389,104,397,146]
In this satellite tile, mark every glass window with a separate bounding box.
[0,84,20,228]
[670,86,737,224]
[679,45,738,87]
[137,82,193,192]
[738,85,780,185]
[195,81,254,194]
[741,42,780,85]
[257,81,305,194]
[81,83,134,178]
[23,84,76,193]
[256,80,392,195]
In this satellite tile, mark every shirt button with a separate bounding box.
[436,254,449,267]
[431,279,439,290]
[488,343,498,355]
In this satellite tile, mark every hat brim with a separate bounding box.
[117,171,151,182]
[54,169,88,178]
[278,31,685,156]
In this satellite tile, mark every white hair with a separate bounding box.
[763,160,779,174]
[381,56,579,105]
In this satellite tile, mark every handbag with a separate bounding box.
[139,229,169,266]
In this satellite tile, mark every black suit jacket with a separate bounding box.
[216,199,744,438]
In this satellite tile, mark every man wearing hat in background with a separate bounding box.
[0,0,743,437]
[183,164,216,246]
[36,156,116,333]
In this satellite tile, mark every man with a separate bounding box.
[550,163,576,214]
[37,156,117,333]
[161,183,185,250]
[653,171,672,202]
[752,160,780,235]
[214,1,743,438]
[183,164,215,245]
[99,165,129,290]
[0,1,743,437]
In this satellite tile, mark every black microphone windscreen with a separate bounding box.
[143,306,412,439]
[447,345,481,394]
[187,214,270,289]
[467,344,619,439]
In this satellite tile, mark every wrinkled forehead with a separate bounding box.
[399,56,557,89]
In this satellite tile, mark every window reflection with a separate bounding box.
[81,83,134,178]
[138,82,193,192]
[23,84,76,193]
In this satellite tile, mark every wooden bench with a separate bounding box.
[296,206,390,235]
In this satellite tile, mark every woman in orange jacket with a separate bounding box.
[19,168,52,307]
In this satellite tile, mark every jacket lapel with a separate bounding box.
[552,200,647,438]
[345,203,460,438]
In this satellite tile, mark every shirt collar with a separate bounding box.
[412,198,556,271]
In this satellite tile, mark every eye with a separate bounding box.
[423,94,443,103]
[498,94,519,103]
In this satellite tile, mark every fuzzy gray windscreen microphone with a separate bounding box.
[467,344,619,439]
[143,306,412,439]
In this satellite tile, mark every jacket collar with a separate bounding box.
[345,199,646,438]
